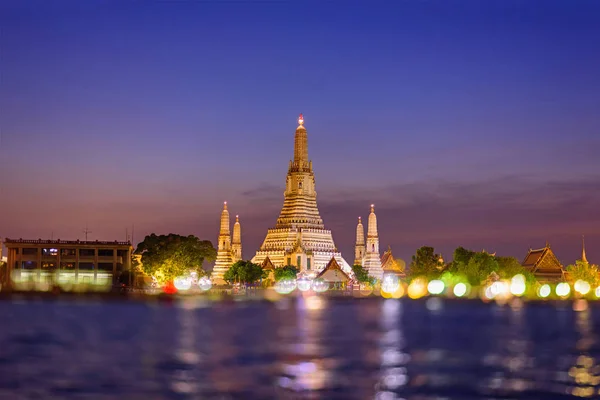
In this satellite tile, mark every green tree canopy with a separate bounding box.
[448,248,535,286]
[409,246,443,279]
[352,264,376,284]
[224,260,267,284]
[273,265,299,281]
[135,234,216,284]
[567,260,600,287]
[495,256,536,283]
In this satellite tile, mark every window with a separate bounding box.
[22,261,37,270]
[79,262,94,270]
[98,263,113,271]
[287,257,291,266]
[307,258,311,270]
[61,249,76,256]
[42,248,58,256]
[79,249,95,257]
[60,262,75,270]
[298,182,302,189]
[41,262,56,269]
[98,249,113,257]
[297,256,301,268]
[22,248,37,255]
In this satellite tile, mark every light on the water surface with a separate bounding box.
[510,274,526,296]
[556,282,570,297]
[453,283,468,297]
[297,276,312,292]
[407,279,427,299]
[574,280,591,295]
[173,276,192,291]
[538,284,551,298]
[381,274,399,294]
[427,280,445,295]
[198,277,212,291]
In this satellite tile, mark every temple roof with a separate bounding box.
[522,244,564,280]
[317,257,350,282]
[261,257,276,270]
[380,246,405,275]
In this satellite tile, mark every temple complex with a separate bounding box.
[211,202,243,283]
[251,115,352,275]
[381,246,405,277]
[355,204,384,279]
[522,242,565,282]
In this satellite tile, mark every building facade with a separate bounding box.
[3,238,133,287]
[251,114,352,275]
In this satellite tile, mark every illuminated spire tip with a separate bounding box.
[298,113,304,126]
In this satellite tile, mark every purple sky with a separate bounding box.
[1,1,599,266]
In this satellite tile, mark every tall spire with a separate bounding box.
[582,235,588,263]
[232,215,242,262]
[294,113,308,164]
[363,204,383,279]
[354,216,365,266]
[212,201,234,283]
[367,204,378,239]
[220,201,230,236]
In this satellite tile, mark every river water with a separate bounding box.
[1,295,599,399]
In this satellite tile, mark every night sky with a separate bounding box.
[1,1,599,266]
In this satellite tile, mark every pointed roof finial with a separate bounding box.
[298,113,304,126]
[223,201,228,210]
[358,216,362,222]
[236,214,240,222]
[582,235,588,263]
[370,204,375,213]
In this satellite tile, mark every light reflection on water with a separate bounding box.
[0,297,599,399]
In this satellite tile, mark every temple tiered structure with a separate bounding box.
[354,217,366,266]
[522,242,565,282]
[252,114,352,274]
[355,204,384,279]
[211,202,242,283]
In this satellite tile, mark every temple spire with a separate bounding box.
[294,113,308,163]
[219,201,230,236]
[232,215,242,263]
[363,204,383,279]
[354,216,365,266]
[582,235,588,263]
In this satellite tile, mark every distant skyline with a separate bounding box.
[1,1,599,265]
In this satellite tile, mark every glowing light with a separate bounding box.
[381,274,400,294]
[275,279,297,294]
[595,286,600,298]
[453,283,467,297]
[538,284,551,298]
[297,276,312,292]
[198,277,212,291]
[407,279,427,299]
[510,275,526,296]
[312,278,329,293]
[298,113,304,125]
[574,280,591,295]
[174,276,192,291]
[556,282,571,297]
[427,280,445,295]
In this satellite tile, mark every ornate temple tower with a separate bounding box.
[252,114,351,275]
[362,204,383,279]
[211,201,234,282]
[232,215,242,263]
[354,217,365,266]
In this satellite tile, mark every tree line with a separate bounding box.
[130,233,599,286]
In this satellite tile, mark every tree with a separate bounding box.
[448,250,498,286]
[352,264,376,284]
[409,246,443,279]
[495,256,536,283]
[135,234,216,285]
[224,260,266,285]
[567,260,600,287]
[274,265,299,281]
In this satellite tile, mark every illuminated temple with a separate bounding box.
[251,115,352,275]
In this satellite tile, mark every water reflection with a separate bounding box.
[1,298,600,398]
